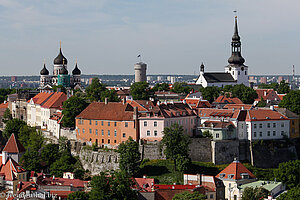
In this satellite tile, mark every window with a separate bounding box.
[281,123,284,127]
[108,130,110,136]
[101,121,103,126]
[259,124,262,128]
[114,130,117,137]
[238,71,240,75]
[267,131,270,136]
[232,71,234,75]
[273,131,276,136]
[114,122,117,127]
[114,140,116,143]
[154,121,157,127]
[96,129,98,135]
[89,129,92,134]
[259,132,262,137]
[245,71,247,75]
[210,194,214,199]
[89,120,92,125]
[102,139,104,143]
[254,124,257,129]
[83,129,85,134]
[123,133,126,138]
[147,130,150,136]
[144,121,147,127]
[216,133,220,138]
[102,130,104,136]
[154,130,157,136]
[95,121,98,125]
[125,122,128,127]
[281,131,284,136]
[267,123,270,128]
[108,122,110,126]
[108,139,110,144]
[78,128,80,134]
[254,132,257,137]
[273,123,276,128]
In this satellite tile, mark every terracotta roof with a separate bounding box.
[0,157,26,181]
[223,104,253,110]
[255,89,280,102]
[275,108,299,118]
[277,94,286,101]
[3,133,26,153]
[134,177,155,192]
[76,102,135,121]
[0,102,8,109]
[127,100,155,112]
[245,109,288,121]
[185,99,211,109]
[49,191,75,198]
[216,159,256,180]
[42,92,67,109]
[28,92,53,104]
[213,95,243,104]
[154,184,199,190]
[158,103,196,118]
[197,108,235,118]
[41,176,86,188]
[202,121,235,129]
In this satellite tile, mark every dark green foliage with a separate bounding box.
[21,150,42,172]
[201,130,213,138]
[256,96,267,107]
[130,81,153,100]
[277,187,300,200]
[62,96,89,128]
[274,160,300,189]
[52,85,67,94]
[118,137,141,175]
[172,191,206,200]
[162,124,191,171]
[258,83,279,90]
[3,118,26,139]
[0,88,15,103]
[231,84,258,104]
[279,90,300,115]
[2,108,12,123]
[277,80,290,94]
[85,78,107,102]
[40,144,60,169]
[67,191,89,200]
[50,151,77,177]
[100,89,120,102]
[152,83,170,91]
[171,82,192,95]
[175,154,191,172]
[199,86,221,103]
[242,187,269,200]
[89,171,137,200]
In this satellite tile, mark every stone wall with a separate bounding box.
[211,140,240,165]
[140,142,166,160]
[188,138,212,162]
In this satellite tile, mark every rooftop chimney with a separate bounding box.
[105,98,108,104]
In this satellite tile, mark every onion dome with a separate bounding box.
[72,63,81,75]
[40,64,49,75]
[228,53,245,65]
[61,67,68,75]
[54,47,68,65]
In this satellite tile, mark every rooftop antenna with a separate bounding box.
[137,54,142,62]
[292,65,295,90]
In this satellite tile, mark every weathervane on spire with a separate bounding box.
[233,10,237,18]
[137,54,142,62]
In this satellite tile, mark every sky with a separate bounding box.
[0,0,300,76]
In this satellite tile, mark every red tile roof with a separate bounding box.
[216,160,256,180]
[3,133,26,153]
[134,177,155,192]
[255,89,280,102]
[76,102,135,121]
[277,94,286,101]
[223,104,253,110]
[185,99,211,109]
[29,92,53,104]
[0,157,26,181]
[245,109,288,121]
[0,102,8,109]
[213,96,243,104]
[197,108,234,118]
[203,121,235,129]
[42,92,67,109]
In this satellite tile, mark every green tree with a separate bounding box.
[162,124,190,171]
[3,118,26,139]
[172,191,206,200]
[171,82,192,95]
[152,83,170,91]
[52,85,67,94]
[85,77,107,102]
[89,172,112,200]
[21,150,42,172]
[279,90,300,115]
[49,151,76,177]
[130,81,153,100]
[242,187,269,200]
[200,86,221,103]
[275,160,300,189]
[176,154,191,172]
[62,96,89,128]
[67,191,89,200]
[258,83,279,90]
[2,108,12,123]
[118,137,141,175]
[231,84,258,104]
[277,187,300,200]
[256,97,267,107]
[0,88,15,103]
[40,144,60,170]
[201,130,213,138]
[100,89,120,102]
[277,80,290,94]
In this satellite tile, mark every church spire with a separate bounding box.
[228,16,245,65]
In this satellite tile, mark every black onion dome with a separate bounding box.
[228,53,245,65]
[72,63,81,75]
[61,67,68,75]
[54,48,68,65]
[40,64,49,75]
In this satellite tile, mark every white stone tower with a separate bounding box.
[134,62,147,82]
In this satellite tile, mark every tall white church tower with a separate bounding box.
[224,16,249,86]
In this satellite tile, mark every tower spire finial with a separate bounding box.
[60,41,62,50]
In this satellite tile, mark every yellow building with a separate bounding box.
[276,108,300,138]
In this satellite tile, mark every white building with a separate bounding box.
[195,16,249,87]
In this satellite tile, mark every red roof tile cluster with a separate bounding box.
[0,102,8,109]
[3,133,26,153]
[29,92,67,109]
[203,121,235,129]
[223,104,253,110]
[0,157,26,181]
[185,99,211,109]
[134,177,155,192]
[255,89,280,102]
[76,102,135,121]
[245,109,288,121]
[216,160,256,180]
[213,95,243,104]
[197,108,234,118]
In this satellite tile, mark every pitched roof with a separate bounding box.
[216,159,256,180]
[0,102,8,109]
[245,109,288,121]
[223,104,253,110]
[42,92,67,109]
[197,108,235,118]
[0,157,26,181]
[158,103,196,118]
[213,95,243,104]
[29,92,53,104]
[203,73,236,83]
[134,177,155,192]
[76,102,135,121]
[255,89,280,102]
[275,108,299,119]
[185,99,211,109]
[3,133,26,153]
[202,121,235,129]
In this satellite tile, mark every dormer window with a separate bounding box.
[228,174,234,179]
[219,173,225,178]
[240,173,249,179]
